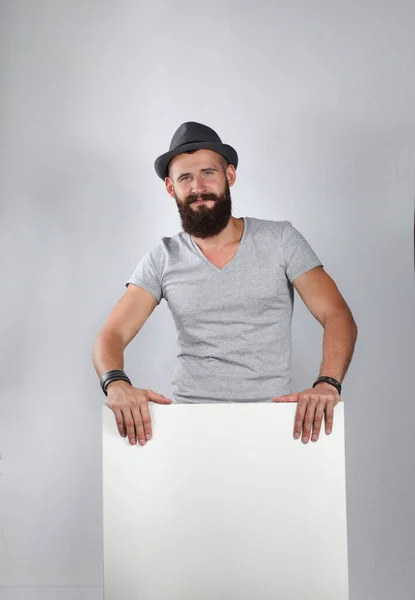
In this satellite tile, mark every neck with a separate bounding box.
[191,217,243,252]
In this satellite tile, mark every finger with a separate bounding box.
[123,408,138,445]
[139,402,153,442]
[311,401,326,442]
[113,407,126,438]
[130,405,146,445]
[301,397,317,443]
[325,400,335,434]
[272,394,298,402]
[293,400,307,439]
[147,390,173,404]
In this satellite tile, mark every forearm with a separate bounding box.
[318,310,358,384]
[92,331,125,379]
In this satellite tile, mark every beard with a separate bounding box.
[174,178,232,239]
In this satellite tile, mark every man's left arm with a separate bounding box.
[272,265,358,443]
[292,265,358,385]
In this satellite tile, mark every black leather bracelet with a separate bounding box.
[312,376,342,395]
[100,370,132,396]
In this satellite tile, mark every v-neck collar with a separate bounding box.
[188,217,247,273]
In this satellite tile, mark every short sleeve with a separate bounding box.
[125,243,164,305]
[281,221,323,284]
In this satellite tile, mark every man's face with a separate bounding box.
[166,149,234,239]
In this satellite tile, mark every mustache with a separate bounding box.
[187,193,217,204]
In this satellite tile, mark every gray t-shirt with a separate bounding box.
[125,216,323,403]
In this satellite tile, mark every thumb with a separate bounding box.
[146,389,173,404]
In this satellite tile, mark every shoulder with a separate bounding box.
[246,216,289,237]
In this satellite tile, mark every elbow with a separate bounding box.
[325,307,358,334]
[347,312,358,343]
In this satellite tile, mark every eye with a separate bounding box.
[205,170,213,175]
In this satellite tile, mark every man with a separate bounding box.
[92,122,358,448]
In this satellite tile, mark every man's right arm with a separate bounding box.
[92,284,158,388]
[92,284,172,445]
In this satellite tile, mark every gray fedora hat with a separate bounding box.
[154,121,238,180]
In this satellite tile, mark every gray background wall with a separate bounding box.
[0,1,414,599]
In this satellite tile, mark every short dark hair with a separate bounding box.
[167,149,229,179]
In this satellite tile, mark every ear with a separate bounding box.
[165,177,175,198]
[226,164,236,187]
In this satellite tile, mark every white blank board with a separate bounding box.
[103,403,349,599]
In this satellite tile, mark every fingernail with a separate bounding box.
[146,434,151,440]
[130,439,135,445]
[302,437,308,443]
[326,429,331,435]
[312,435,318,441]
[294,433,300,439]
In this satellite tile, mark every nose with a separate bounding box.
[190,174,206,195]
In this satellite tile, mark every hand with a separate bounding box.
[105,380,173,446]
[271,382,341,443]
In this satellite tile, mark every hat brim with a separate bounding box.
[154,142,238,180]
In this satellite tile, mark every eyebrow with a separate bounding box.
[176,166,219,180]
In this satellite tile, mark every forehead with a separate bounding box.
[169,149,222,177]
